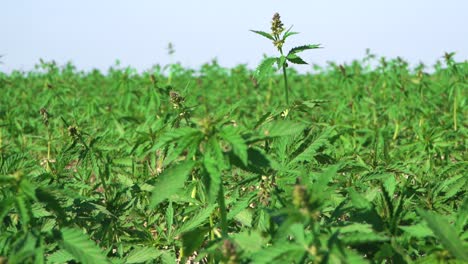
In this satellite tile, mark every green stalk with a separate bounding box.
[453,86,457,131]
[0,126,2,152]
[393,121,400,140]
[218,184,228,238]
[46,128,52,172]
[282,65,289,105]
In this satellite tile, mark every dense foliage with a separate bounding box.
[0,53,467,263]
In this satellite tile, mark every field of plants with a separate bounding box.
[1,15,467,264]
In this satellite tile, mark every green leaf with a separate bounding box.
[166,201,174,237]
[456,197,468,232]
[176,205,216,235]
[230,147,271,174]
[250,30,274,41]
[112,158,133,167]
[338,223,374,234]
[341,232,389,245]
[255,57,277,81]
[19,179,37,201]
[180,227,210,261]
[221,126,248,166]
[282,29,299,41]
[227,193,256,221]
[234,209,253,227]
[383,175,397,197]
[35,187,67,221]
[290,127,334,164]
[163,130,203,165]
[287,44,321,55]
[286,53,308,65]
[203,154,221,203]
[0,197,14,221]
[150,161,195,207]
[15,194,31,228]
[259,120,306,139]
[348,188,373,210]
[160,251,177,264]
[443,174,466,201]
[233,230,265,253]
[48,249,74,263]
[59,227,108,264]
[251,242,303,264]
[0,175,16,184]
[126,247,162,263]
[278,55,287,68]
[399,223,434,238]
[418,209,468,261]
[153,127,200,150]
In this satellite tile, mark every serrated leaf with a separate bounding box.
[176,205,216,235]
[341,232,389,245]
[290,127,334,164]
[251,242,303,264]
[163,130,203,165]
[443,175,466,201]
[288,44,321,55]
[282,31,299,40]
[112,158,133,167]
[89,202,115,217]
[31,203,51,218]
[153,127,200,150]
[221,126,248,166]
[150,161,195,207]
[116,174,134,187]
[288,223,306,245]
[203,154,221,203]
[278,55,287,68]
[300,99,329,109]
[234,209,253,227]
[60,227,108,264]
[35,188,65,222]
[15,194,31,228]
[0,197,14,221]
[348,189,372,210]
[383,175,397,197]
[0,175,16,184]
[166,201,174,237]
[339,248,370,264]
[260,120,305,138]
[47,249,74,264]
[233,230,264,253]
[181,227,210,261]
[250,30,274,41]
[227,193,255,220]
[126,247,162,263]
[286,53,308,65]
[160,251,177,264]
[399,223,434,238]
[339,223,374,234]
[418,209,468,261]
[456,197,468,232]
[255,57,277,81]
[19,179,37,201]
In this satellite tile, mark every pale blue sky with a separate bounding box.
[2,0,467,73]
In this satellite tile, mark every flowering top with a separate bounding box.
[271,13,285,51]
[271,13,284,36]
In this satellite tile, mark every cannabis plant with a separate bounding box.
[251,13,321,105]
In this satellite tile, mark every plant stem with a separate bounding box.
[218,184,228,238]
[46,128,51,172]
[453,86,457,131]
[282,65,289,105]
[0,127,2,152]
